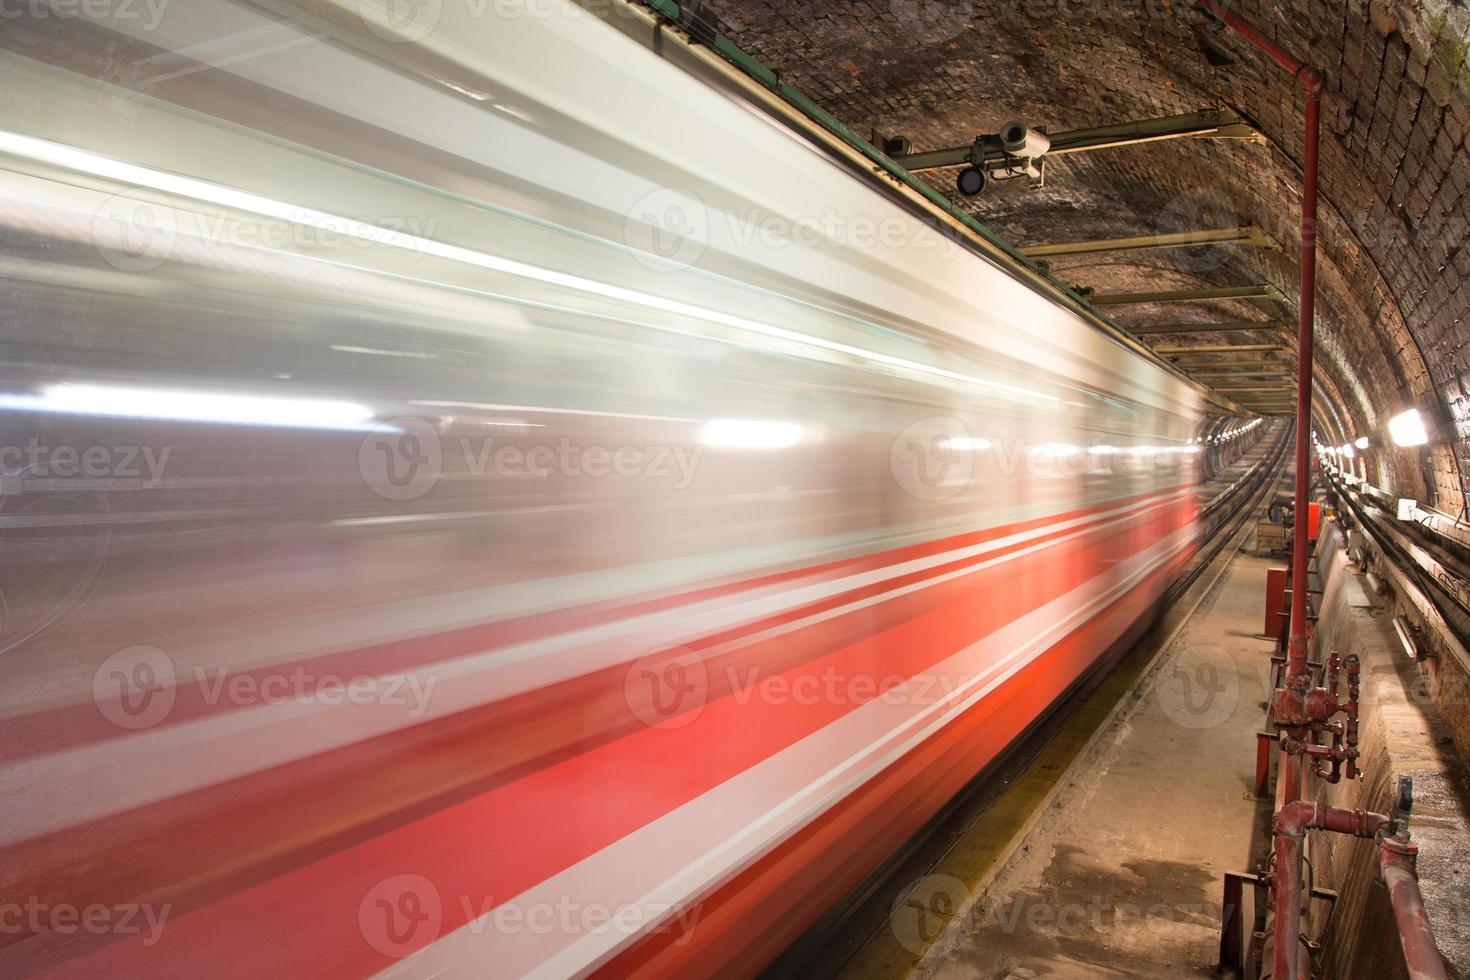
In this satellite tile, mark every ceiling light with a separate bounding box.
[1388,409,1429,447]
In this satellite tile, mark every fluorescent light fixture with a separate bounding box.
[942,437,993,451]
[1088,445,1121,455]
[700,419,802,449]
[0,383,377,431]
[1354,436,1370,450]
[1388,409,1429,447]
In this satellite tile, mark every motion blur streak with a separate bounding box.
[0,383,379,431]
[0,1,1202,978]
[0,128,1058,406]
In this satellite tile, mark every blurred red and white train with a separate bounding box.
[0,1,1212,977]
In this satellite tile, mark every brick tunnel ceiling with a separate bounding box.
[695,0,1470,514]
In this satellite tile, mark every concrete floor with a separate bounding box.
[913,538,1283,978]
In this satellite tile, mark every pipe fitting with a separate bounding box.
[1273,800,1390,840]
[1296,65,1324,96]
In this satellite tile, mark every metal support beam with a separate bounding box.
[1189,374,1296,382]
[1091,284,1286,306]
[894,108,1263,172]
[1176,357,1294,368]
[1173,362,1295,373]
[1154,343,1292,355]
[1020,225,1275,259]
[1205,379,1299,387]
[1168,353,1293,365]
[1126,320,1289,336]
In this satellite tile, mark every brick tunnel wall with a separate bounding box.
[694,0,1470,515]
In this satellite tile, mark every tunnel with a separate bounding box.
[0,2,1467,979]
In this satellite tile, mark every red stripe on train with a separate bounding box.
[0,484,1193,763]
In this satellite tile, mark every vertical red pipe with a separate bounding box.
[1289,89,1322,690]
[1196,1,1323,695]
[1380,845,1450,980]
[1195,6,1324,978]
[1271,829,1306,978]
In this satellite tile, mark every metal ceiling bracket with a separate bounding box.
[1126,320,1289,335]
[1090,284,1286,306]
[1021,225,1275,258]
[892,107,1265,173]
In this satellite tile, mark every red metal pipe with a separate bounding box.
[1199,0,1309,75]
[1196,8,1324,973]
[1275,800,1389,840]
[1289,89,1322,690]
[1270,803,1392,978]
[1379,841,1450,980]
[1269,828,1306,978]
[1198,0,1323,694]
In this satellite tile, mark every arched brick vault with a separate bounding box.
[696,0,1470,514]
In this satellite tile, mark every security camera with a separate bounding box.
[994,121,1049,185]
[956,165,987,197]
[998,120,1050,158]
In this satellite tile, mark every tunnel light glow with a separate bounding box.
[1388,409,1429,447]
[1354,436,1370,450]
[1088,445,1121,455]
[0,383,378,431]
[700,419,803,449]
[0,130,1061,408]
[942,437,993,451]
[1340,443,1355,459]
